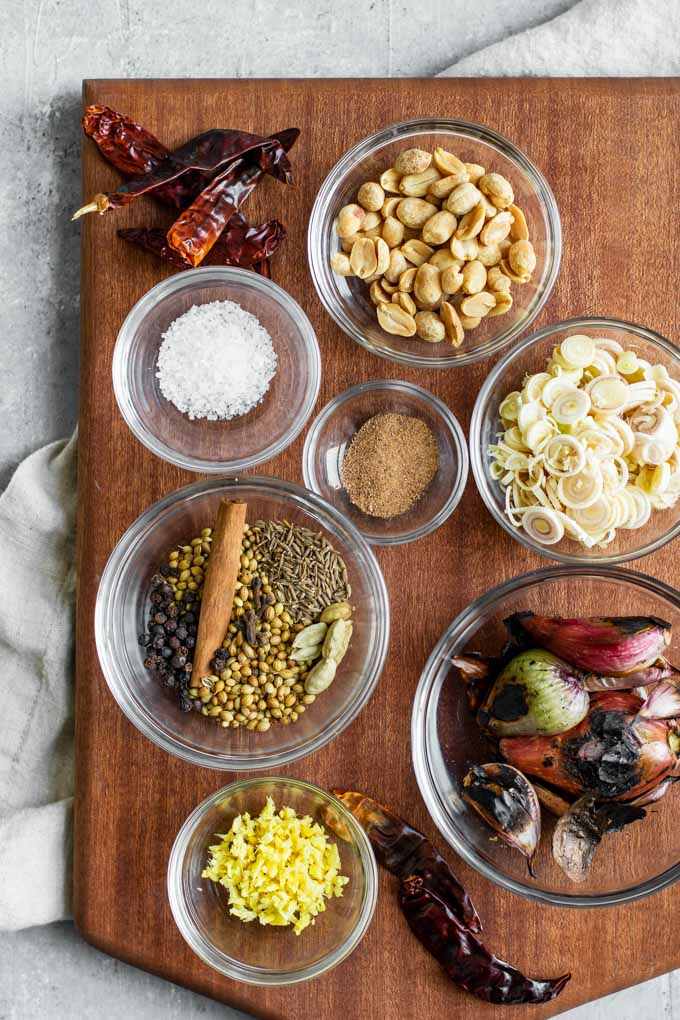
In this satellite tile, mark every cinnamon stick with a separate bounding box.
[192,499,248,681]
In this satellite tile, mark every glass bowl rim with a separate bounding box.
[167,775,379,985]
[112,266,322,474]
[302,379,470,546]
[94,474,390,770]
[470,315,680,565]
[411,563,680,908]
[307,116,562,370]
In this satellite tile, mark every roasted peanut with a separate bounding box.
[459,313,482,330]
[421,210,457,246]
[380,277,399,294]
[401,238,434,267]
[336,203,365,238]
[349,236,378,279]
[362,211,382,232]
[479,172,514,209]
[380,168,402,193]
[413,263,442,307]
[377,301,417,336]
[432,147,469,180]
[396,197,438,229]
[428,174,466,200]
[465,162,485,184]
[450,236,479,262]
[476,242,502,267]
[479,210,514,246]
[487,265,512,293]
[381,196,401,218]
[439,300,465,346]
[369,279,392,305]
[330,252,352,276]
[394,148,432,174]
[399,167,441,197]
[392,291,417,316]
[340,234,361,253]
[357,181,385,212]
[398,266,417,292]
[374,237,390,276]
[500,257,530,284]
[479,193,497,219]
[382,215,405,248]
[508,239,536,277]
[462,260,487,295]
[440,264,464,294]
[509,204,529,241]
[460,290,495,318]
[384,249,409,283]
[455,203,485,240]
[429,249,461,272]
[415,310,446,342]
[445,183,482,216]
[487,291,513,316]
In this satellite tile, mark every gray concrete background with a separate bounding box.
[1,1,678,1017]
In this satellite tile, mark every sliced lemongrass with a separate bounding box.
[616,351,639,375]
[623,485,651,528]
[551,387,591,425]
[525,418,556,451]
[587,374,629,413]
[595,419,625,457]
[637,462,671,495]
[544,434,586,476]
[634,436,673,466]
[490,460,505,480]
[561,512,597,545]
[557,469,603,509]
[505,484,532,526]
[504,426,529,451]
[504,451,530,471]
[499,390,522,421]
[624,380,657,410]
[544,476,563,511]
[571,497,618,534]
[645,363,669,383]
[522,372,551,402]
[542,375,581,409]
[559,334,596,368]
[606,416,635,456]
[572,426,613,460]
[522,507,565,545]
[517,400,546,433]
[594,336,624,356]
[501,470,514,485]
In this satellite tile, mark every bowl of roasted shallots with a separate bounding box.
[412,566,680,907]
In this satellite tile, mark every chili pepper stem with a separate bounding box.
[72,194,110,220]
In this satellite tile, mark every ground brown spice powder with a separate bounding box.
[342,413,440,518]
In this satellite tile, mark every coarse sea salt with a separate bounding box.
[156,300,277,421]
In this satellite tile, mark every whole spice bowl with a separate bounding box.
[95,476,389,770]
[412,565,680,907]
[308,118,561,369]
[112,267,321,473]
[167,777,378,985]
[303,380,468,545]
[470,317,680,564]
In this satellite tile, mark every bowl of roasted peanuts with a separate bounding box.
[308,119,561,368]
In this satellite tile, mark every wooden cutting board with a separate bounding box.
[75,78,680,1019]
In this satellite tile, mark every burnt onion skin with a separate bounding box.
[499,692,678,801]
[462,763,541,874]
[504,613,671,677]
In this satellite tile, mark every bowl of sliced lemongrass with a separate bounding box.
[470,317,680,564]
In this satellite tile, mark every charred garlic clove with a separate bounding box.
[462,763,541,875]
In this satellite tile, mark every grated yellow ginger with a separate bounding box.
[202,797,349,935]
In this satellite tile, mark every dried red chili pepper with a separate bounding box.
[332,790,480,932]
[166,132,298,266]
[73,129,292,220]
[118,217,286,270]
[400,877,570,1005]
[334,790,570,1006]
[81,106,299,213]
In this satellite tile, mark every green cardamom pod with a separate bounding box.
[322,619,353,665]
[304,658,337,695]
[320,601,352,623]
[292,622,328,649]
[290,643,323,662]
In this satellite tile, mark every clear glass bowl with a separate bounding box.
[95,476,389,770]
[302,380,468,545]
[112,267,321,473]
[167,777,377,985]
[308,118,561,369]
[470,316,680,565]
[412,566,680,907]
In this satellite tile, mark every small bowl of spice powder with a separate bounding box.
[303,381,469,545]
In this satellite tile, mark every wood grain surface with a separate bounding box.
[75,78,680,1019]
